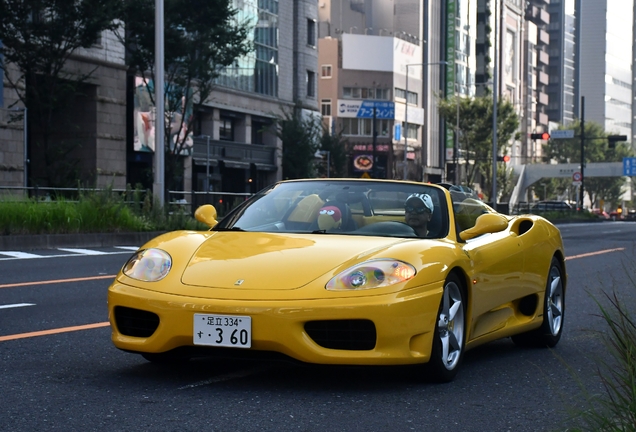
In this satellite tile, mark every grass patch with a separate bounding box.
[0,186,207,235]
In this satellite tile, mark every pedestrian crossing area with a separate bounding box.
[0,246,139,261]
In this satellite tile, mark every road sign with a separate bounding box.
[624,157,636,176]
[572,171,582,182]
[550,130,575,139]
[394,123,401,141]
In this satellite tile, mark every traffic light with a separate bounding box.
[608,135,627,149]
[530,132,550,140]
[496,155,511,162]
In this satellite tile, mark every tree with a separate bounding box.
[438,95,519,200]
[543,120,633,208]
[0,0,123,187]
[275,105,322,179]
[318,125,349,178]
[121,0,252,191]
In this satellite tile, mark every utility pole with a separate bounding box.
[579,96,585,211]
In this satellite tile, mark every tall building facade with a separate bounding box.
[578,0,634,140]
[546,0,577,126]
[1,0,319,196]
[131,0,320,195]
[317,0,448,181]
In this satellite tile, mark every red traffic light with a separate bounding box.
[530,132,550,140]
[496,155,511,162]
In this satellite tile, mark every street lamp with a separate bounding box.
[403,61,448,180]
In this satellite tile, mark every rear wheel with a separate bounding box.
[423,273,466,383]
[512,257,564,347]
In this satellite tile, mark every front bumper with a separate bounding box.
[108,282,443,366]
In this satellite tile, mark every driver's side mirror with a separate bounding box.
[194,204,218,228]
[459,213,509,241]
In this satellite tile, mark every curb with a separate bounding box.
[0,231,166,251]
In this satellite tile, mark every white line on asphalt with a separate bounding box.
[178,366,271,390]
[0,303,35,310]
[114,246,140,251]
[57,248,109,255]
[0,251,42,259]
[0,251,133,261]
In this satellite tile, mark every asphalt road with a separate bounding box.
[1,223,635,432]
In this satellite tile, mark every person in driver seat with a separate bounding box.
[404,193,434,237]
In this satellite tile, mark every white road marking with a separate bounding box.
[0,250,134,261]
[0,303,35,310]
[115,246,140,251]
[0,252,42,259]
[178,366,270,389]
[57,248,109,255]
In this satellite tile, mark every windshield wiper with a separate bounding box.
[311,229,328,234]
[214,226,245,232]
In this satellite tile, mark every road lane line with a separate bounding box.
[0,250,132,261]
[178,366,271,389]
[0,303,35,310]
[0,322,110,342]
[0,274,116,289]
[115,246,140,251]
[566,247,625,260]
[57,248,109,255]
[0,251,43,259]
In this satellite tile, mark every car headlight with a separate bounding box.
[122,248,172,282]
[326,259,416,291]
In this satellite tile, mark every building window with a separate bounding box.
[307,70,316,97]
[395,88,406,100]
[321,65,332,78]
[219,118,234,141]
[344,87,391,100]
[341,118,390,136]
[402,122,419,139]
[307,19,316,47]
[321,99,331,116]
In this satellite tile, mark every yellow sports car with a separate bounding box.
[108,179,566,382]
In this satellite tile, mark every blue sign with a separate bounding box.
[623,157,636,176]
[357,101,395,119]
[394,123,401,141]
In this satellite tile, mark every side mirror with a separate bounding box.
[459,213,508,241]
[194,204,218,228]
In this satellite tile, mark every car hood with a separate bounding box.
[181,231,412,290]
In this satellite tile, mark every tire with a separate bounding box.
[423,273,466,383]
[512,257,565,348]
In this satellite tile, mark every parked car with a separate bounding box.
[530,200,573,212]
[626,209,636,221]
[108,179,567,382]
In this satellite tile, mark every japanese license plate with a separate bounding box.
[193,314,252,348]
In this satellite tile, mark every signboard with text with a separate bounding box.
[623,157,636,176]
[337,100,395,119]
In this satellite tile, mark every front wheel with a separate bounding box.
[512,257,565,347]
[423,273,466,383]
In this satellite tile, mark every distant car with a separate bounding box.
[590,209,610,220]
[530,200,573,212]
[626,210,636,221]
[108,179,567,382]
[609,210,625,221]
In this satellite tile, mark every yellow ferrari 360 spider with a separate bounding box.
[108,179,566,382]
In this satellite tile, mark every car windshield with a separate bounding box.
[213,180,449,238]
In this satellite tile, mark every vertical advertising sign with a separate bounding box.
[445,0,456,158]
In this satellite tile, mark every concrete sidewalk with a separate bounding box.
[0,231,165,251]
